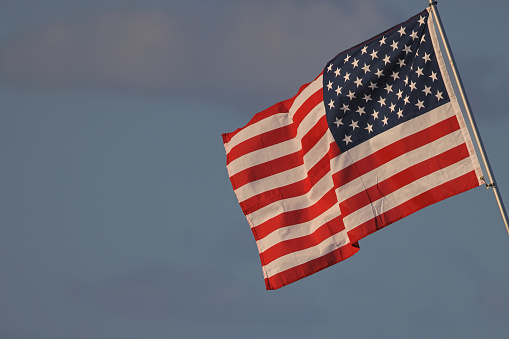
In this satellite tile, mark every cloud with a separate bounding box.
[1,8,190,92]
[0,1,393,103]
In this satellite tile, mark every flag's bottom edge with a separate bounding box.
[264,242,360,290]
[263,170,482,290]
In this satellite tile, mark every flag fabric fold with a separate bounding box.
[222,8,483,290]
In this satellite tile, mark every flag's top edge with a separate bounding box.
[325,9,429,68]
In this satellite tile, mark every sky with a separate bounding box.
[0,1,508,338]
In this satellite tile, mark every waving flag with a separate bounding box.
[222,8,483,290]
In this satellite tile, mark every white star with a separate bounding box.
[328,99,335,109]
[363,94,372,102]
[370,49,378,60]
[350,120,359,131]
[378,97,386,107]
[343,134,352,145]
[368,82,378,90]
[362,63,371,74]
[404,75,409,85]
[421,34,426,43]
[327,63,333,72]
[343,72,351,81]
[397,109,404,119]
[366,123,373,133]
[415,67,424,77]
[354,77,363,87]
[334,117,343,127]
[372,110,379,120]
[335,86,342,96]
[352,58,359,68]
[403,45,412,54]
[403,95,410,105]
[347,90,356,100]
[430,71,438,82]
[385,84,393,94]
[416,99,425,110]
[423,52,431,63]
[361,45,368,55]
[391,40,399,51]
[334,68,341,77]
[436,90,444,100]
[423,85,432,96]
[382,116,389,126]
[397,58,406,68]
[383,54,391,65]
[409,81,417,91]
[344,54,351,63]
[340,104,350,113]
[379,36,386,46]
[375,68,384,78]
[410,30,419,40]
[396,89,403,100]
[398,26,406,36]
[389,102,396,112]
[356,106,366,116]
[391,71,400,81]
[327,81,333,90]
[418,16,425,26]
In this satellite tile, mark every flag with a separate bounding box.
[222,8,483,290]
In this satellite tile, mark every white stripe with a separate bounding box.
[227,100,326,177]
[288,75,323,116]
[226,76,323,150]
[225,113,292,153]
[233,105,330,202]
[234,166,306,202]
[227,139,300,176]
[343,156,474,231]
[330,102,457,172]
[262,229,349,279]
[256,203,341,252]
[248,170,334,227]
[336,129,466,202]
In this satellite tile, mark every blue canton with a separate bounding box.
[324,10,449,152]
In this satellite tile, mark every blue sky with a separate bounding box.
[1,1,508,338]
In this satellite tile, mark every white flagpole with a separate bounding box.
[428,0,509,237]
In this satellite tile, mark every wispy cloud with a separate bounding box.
[0,1,393,104]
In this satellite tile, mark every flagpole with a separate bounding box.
[428,0,509,237]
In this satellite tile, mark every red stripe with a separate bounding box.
[292,89,323,127]
[223,100,290,143]
[230,152,304,189]
[240,143,336,215]
[264,241,360,290]
[300,115,328,155]
[226,88,324,165]
[340,144,471,217]
[227,125,296,165]
[229,116,329,189]
[346,171,480,244]
[329,140,341,158]
[222,79,318,142]
[252,188,338,240]
[259,215,345,265]
[332,115,460,188]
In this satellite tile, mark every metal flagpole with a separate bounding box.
[428,0,509,237]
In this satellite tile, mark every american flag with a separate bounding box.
[222,9,483,290]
